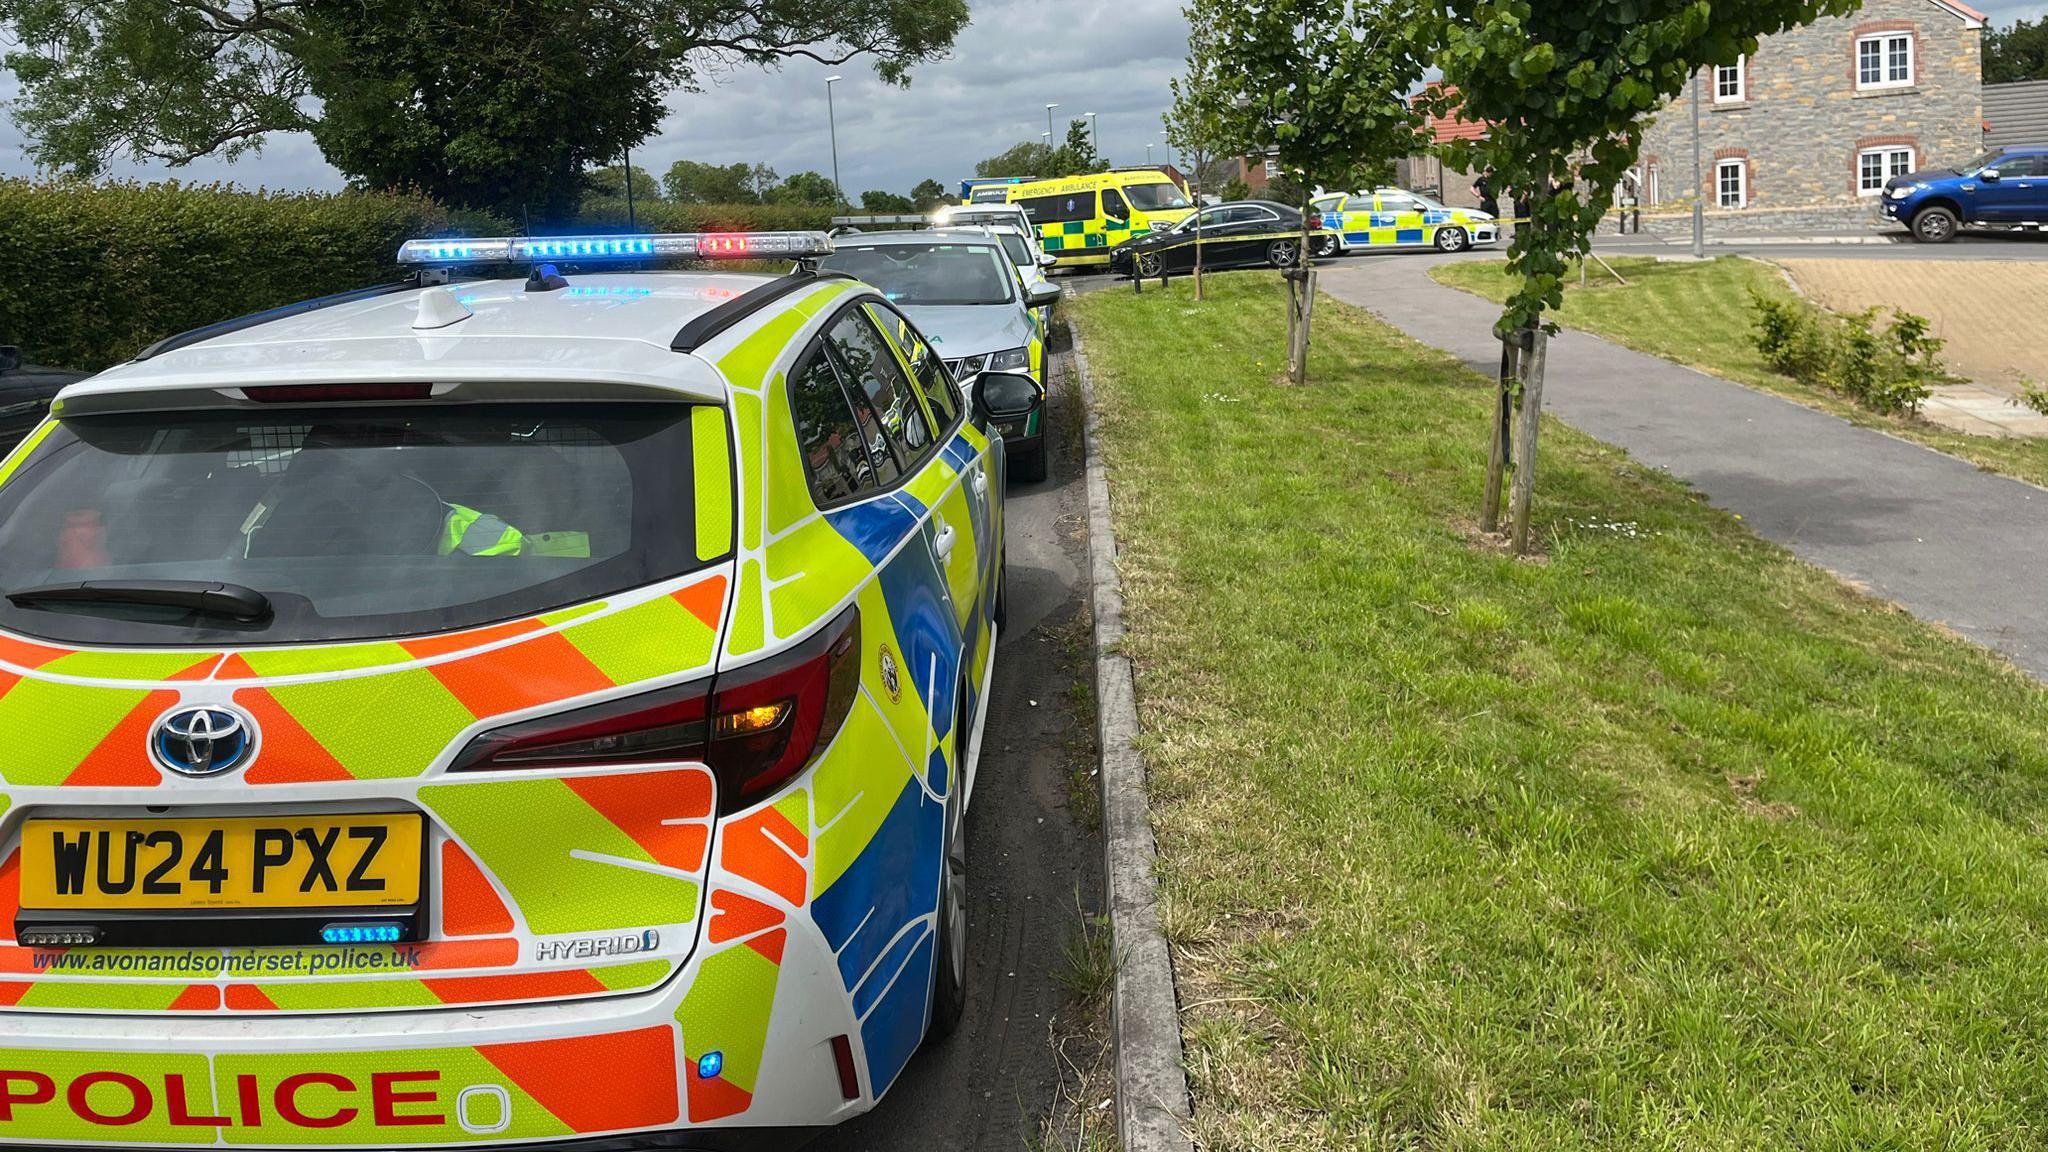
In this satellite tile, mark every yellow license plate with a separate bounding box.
[18,815,423,911]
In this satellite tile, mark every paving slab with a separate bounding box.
[1319,253,2048,681]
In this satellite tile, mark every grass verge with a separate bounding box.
[1070,273,2048,1151]
[1429,255,2048,488]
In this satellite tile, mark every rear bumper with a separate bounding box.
[0,905,874,1147]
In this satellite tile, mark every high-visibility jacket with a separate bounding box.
[440,504,525,557]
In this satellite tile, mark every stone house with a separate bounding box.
[1632,0,1987,234]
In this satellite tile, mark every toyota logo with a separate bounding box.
[151,706,256,777]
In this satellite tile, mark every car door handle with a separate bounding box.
[971,471,989,498]
[935,524,957,561]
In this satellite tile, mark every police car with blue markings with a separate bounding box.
[0,230,1038,1148]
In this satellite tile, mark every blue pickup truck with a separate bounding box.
[1882,146,2048,242]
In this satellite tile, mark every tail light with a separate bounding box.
[450,605,861,814]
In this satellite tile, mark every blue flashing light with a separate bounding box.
[321,922,404,945]
[697,1051,724,1080]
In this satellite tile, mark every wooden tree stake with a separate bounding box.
[1509,326,1549,554]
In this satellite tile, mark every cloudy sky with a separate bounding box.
[3,0,2045,198]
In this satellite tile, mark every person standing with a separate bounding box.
[1473,170,1500,220]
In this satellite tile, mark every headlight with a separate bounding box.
[988,347,1030,373]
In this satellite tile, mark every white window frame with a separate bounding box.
[1857,145,1915,196]
[1714,57,1746,104]
[1856,32,1913,90]
[1647,163,1661,206]
[1263,158,1279,178]
[1716,159,1748,209]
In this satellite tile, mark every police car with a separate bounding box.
[0,232,1033,1147]
[1311,188,1499,253]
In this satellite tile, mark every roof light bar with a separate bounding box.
[396,232,835,265]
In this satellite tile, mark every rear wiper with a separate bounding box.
[7,579,273,622]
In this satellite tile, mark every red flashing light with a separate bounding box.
[700,234,751,257]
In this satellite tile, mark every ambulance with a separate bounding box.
[1002,169,1196,267]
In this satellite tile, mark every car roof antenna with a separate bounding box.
[525,262,570,293]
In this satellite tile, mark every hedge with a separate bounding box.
[0,181,839,372]
[0,180,478,371]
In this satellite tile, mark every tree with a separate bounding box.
[1059,118,1107,175]
[1430,0,1859,553]
[748,165,782,203]
[1221,177,1252,202]
[976,141,1057,179]
[1165,6,1233,299]
[861,189,916,212]
[910,178,951,210]
[587,164,662,203]
[664,160,757,204]
[1985,18,2048,83]
[769,171,843,206]
[1194,0,1433,384]
[0,0,969,218]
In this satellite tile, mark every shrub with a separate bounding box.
[0,180,461,371]
[1747,290,1947,419]
[574,198,838,233]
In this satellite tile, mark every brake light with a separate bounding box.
[244,383,435,403]
[447,681,711,772]
[448,604,861,814]
[705,604,861,812]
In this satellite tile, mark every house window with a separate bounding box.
[1263,158,1279,178]
[1715,57,1746,103]
[1716,159,1748,209]
[1858,145,1915,195]
[1857,32,1913,89]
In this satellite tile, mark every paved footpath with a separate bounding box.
[1319,253,2048,681]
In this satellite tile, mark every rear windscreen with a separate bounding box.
[0,403,719,646]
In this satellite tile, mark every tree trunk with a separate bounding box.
[1509,325,1549,555]
[1286,201,1314,385]
[1482,333,1519,534]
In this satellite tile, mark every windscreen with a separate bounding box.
[1126,182,1193,212]
[818,243,1017,306]
[0,403,714,646]
[995,233,1033,267]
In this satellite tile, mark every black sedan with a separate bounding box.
[1108,200,1338,279]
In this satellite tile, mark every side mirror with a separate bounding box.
[1026,282,1061,308]
[1037,253,1058,269]
[1980,169,2002,183]
[975,372,1041,421]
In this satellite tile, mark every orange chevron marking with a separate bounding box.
[424,630,613,720]
[63,689,176,787]
[0,634,69,670]
[686,1070,753,1124]
[439,841,514,937]
[399,617,547,661]
[744,927,787,966]
[234,685,353,784]
[168,984,221,1011]
[719,807,809,907]
[0,982,27,1007]
[709,890,785,945]
[424,969,606,1005]
[673,575,729,631]
[211,653,260,681]
[478,1026,679,1134]
[224,984,277,1011]
[0,851,19,939]
[564,769,715,873]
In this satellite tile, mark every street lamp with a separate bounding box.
[1145,143,1154,164]
[1087,112,1099,154]
[1161,130,1173,169]
[825,76,844,206]
[1046,102,1060,142]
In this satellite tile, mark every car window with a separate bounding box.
[828,309,934,467]
[2028,156,2048,178]
[1345,196,1375,213]
[870,304,964,433]
[1238,206,1280,224]
[1380,194,1423,213]
[995,232,1033,267]
[1125,182,1193,212]
[790,350,891,505]
[0,403,716,646]
[817,242,1017,307]
[1102,188,1131,222]
[1014,192,1095,225]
